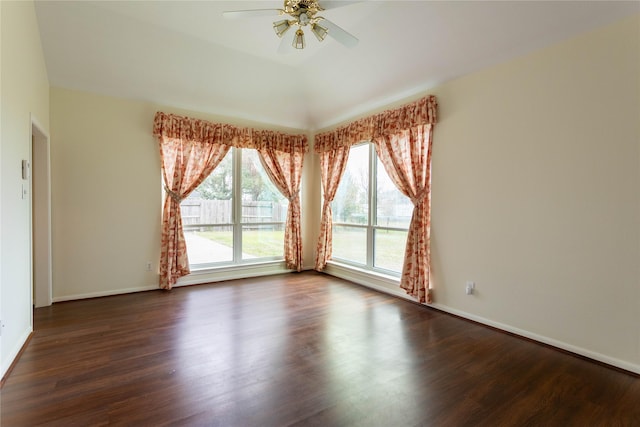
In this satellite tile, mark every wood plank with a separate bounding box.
[1,272,638,426]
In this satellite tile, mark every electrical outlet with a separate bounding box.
[465,281,475,295]
[146,262,152,271]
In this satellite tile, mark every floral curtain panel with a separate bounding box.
[253,129,308,271]
[257,147,305,271]
[374,125,434,303]
[153,112,307,289]
[157,138,230,289]
[313,95,437,303]
[315,146,350,271]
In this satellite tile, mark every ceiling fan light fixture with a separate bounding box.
[311,23,328,42]
[228,0,359,51]
[292,28,306,49]
[273,19,291,37]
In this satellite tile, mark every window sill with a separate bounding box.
[175,260,291,287]
[323,261,416,302]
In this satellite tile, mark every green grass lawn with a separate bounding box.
[197,230,233,247]
[331,227,367,264]
[196,229,284,258]
[374,229,408,272]
[331,227,408,273]
[196,227,407,272]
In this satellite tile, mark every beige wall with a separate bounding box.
[50,88,319,299]
[302,148,322,270]
[428,14,639,370]
[0,1,50,378]
[51,90,162,299]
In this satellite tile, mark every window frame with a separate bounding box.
[331,142,409,276]
[182,147,287,269]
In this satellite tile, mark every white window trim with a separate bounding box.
[331,143,408,277]
[324,260,409,301]
[177,260,292,287]
[184,147,287,271]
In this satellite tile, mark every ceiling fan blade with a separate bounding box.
[320,1,363,11]
[319,17,359,48]
[223,9,282,19]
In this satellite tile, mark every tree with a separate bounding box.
[241,157,265,201]
[198,157,232,200]
[194,150,283,203]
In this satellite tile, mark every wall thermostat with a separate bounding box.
[22,160,30,180]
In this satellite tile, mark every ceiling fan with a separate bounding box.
[223,0,359,51]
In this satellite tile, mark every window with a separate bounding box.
[180,148,288,267]
[331,143,412,274]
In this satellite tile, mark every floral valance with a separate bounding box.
[153,112,308,154]
[314,95,437,153]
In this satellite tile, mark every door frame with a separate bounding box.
[30,115,52,308]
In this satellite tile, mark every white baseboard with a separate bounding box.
[429,302,640,375]
[53,263,294,302]
[53,284,159,303]
[323,263,640,375]
[1,327,32,380]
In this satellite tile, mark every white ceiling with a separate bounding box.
[35,1,639,131]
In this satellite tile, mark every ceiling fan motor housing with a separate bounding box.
[285,0,322,20]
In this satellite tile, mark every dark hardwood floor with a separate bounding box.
[1,271,638,426]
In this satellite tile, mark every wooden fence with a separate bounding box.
[181,199,285,226]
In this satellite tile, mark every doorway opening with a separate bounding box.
[31,118,52,308]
